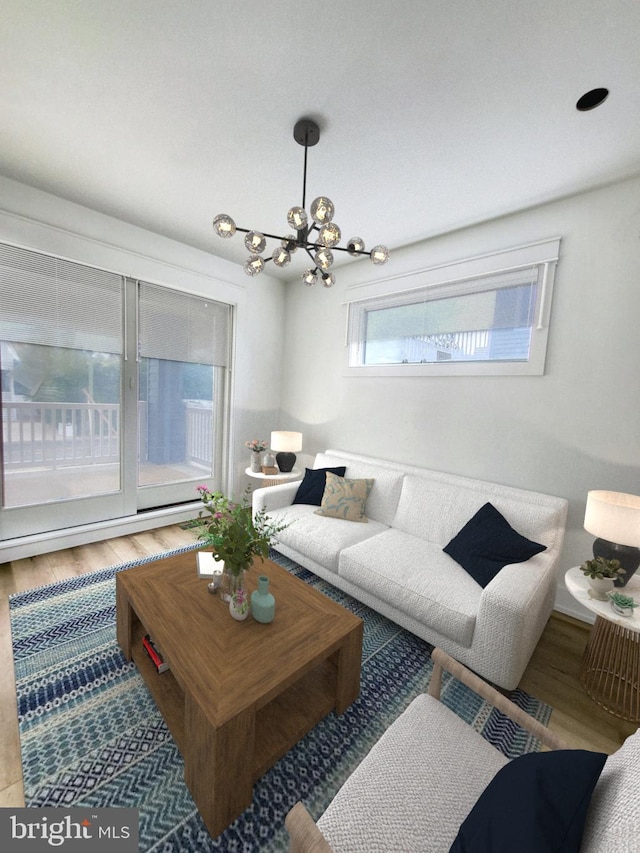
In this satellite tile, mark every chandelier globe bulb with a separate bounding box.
[302,269,318,287]
[310,196,334,225]
[282,235,298,254]
[321,272,336,288]
[370,245,390,265]
[272,246,291,267]
[244,255,265,277]
[314,248,334,270]
[318,222,341,248]
[287,206,308,230]
[212,214,236,238]
[244,231,266,254]
[347,237,365,255]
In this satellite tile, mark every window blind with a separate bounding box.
[138,281,230,367]
[348,266,539,344]
[0,243,123,354]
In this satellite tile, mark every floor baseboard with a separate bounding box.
[0,502,201,562]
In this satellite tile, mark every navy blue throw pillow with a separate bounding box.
[292,467,347,506]
[449,749,607,853]
[443,502,546,588]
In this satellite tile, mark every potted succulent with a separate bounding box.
[580,557,626,600]
[608,591,639,618]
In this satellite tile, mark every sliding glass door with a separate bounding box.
[0,243,231,541]
[136,282,230,510]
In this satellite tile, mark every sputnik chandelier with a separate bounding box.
[212,118,389,287]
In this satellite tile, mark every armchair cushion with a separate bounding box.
[293,466,347,506]
[443,502,546,588]
[317,693,508,852]
[449,749,607,853]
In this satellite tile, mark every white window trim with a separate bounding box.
[343,237,561,377]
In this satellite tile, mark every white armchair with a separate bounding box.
[286,648,638,853]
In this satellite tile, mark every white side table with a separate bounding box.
[245,467,302,488]
[565,566,640,721]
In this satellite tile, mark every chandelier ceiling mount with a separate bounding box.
[212,118,389,287]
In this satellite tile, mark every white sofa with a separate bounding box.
[252,449,568,690]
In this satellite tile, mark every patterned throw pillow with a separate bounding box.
[314,472,374,523]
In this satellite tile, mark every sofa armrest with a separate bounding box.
[472,550,559,689]
[252,481,300,515]
[285,802,334,853]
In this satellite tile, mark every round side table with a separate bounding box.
[565,566,640,722]
[245,467,302,488]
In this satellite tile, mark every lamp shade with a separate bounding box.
[584,491,640,547]
[270,431,303,453]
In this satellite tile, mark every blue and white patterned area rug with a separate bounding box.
[10,546,552,852]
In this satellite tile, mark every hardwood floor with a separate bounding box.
[1,525,638,809]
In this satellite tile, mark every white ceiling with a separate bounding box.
[2,0,640,281]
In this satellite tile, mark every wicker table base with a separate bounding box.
[580,615,640,722]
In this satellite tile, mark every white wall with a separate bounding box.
[280,175,640,621]
[0,176,285,544]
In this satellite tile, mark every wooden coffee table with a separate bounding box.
[116,550,363,838]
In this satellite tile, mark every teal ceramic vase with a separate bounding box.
[251,575,275,623]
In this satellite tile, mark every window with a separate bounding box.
[345,238,560,377]
[0,243,232,540]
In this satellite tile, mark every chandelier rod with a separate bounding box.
[301,125,309,212]
[231,224,370,257]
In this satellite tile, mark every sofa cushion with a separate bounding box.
[314,473,374,522]
[268,505,388,574]
[317,693,509,853]
[450,749,607,853]
[314,453,405,526]
[443,502,546,588]
[292,466,346,506]
[393,472,563,550]
[581,728,640,852]
[339,528,481,645]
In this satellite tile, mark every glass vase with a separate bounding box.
[221,566,246,603]
[229,586,249,620]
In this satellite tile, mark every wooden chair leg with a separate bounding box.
[285,802,334,853]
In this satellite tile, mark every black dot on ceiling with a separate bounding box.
[576,88,609,111]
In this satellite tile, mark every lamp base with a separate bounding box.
[275,452,296,473]
[593,538,640,587]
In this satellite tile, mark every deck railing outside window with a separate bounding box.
[2,400,211,470]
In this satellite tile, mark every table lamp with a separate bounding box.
[270,431,302,473]
[584,490,640,587]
